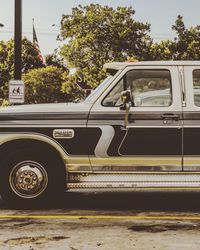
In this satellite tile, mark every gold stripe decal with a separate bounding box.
[0,215,200,220]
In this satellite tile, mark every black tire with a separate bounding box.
[0,149,65,208]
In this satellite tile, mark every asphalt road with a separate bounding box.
[1,190,200,249]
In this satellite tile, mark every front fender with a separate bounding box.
[0,132,67,160]
[0,132,92,172]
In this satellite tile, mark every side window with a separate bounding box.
[193,70,200,107]
[102,78,124,107]
[102,69,172,107]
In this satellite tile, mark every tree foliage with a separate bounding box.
[150,40,174,60]
[149,15,200,60]
[2,6,200,105]
[0,38,44,99]
[23,66,69,104]
[45,50,68,72]
[172,15,200,60]
[59,4,152,92]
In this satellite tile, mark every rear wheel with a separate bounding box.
[0,149,65,208]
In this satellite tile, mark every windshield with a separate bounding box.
[84,76,114,103]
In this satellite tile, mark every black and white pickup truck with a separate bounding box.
[1,60,200,206]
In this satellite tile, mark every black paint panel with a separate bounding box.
[119,128,182,155]
[107,126,127,156]
[184,128,200,155]
[0,127,101,156]
[56,128,102,155]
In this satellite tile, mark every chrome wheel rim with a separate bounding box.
[9,161,48,199]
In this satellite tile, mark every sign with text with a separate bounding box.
[75,76,92,90]
[9,80,25,104]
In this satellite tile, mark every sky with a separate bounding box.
[1,0,200,56]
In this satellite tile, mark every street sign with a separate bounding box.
[75,76,92,90]
[9,80,25,104]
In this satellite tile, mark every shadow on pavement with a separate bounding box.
[61,190,200,212]
[1,191,200,212]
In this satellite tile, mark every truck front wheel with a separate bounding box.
[0,149,65,208]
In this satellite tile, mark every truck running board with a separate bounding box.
[67,172,200,189]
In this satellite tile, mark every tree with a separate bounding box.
[0,39,14,87]
[172,15,200,60]
[150,40,174,60]
[59,4,152,93]
[23,66,70,104]
[0,38,44,99]
[45,50,68,72]
[22,38,45,71]
[149,15,200,60]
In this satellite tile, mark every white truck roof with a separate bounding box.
[104,61,200,71]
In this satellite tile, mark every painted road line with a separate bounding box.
[0,215,200,220]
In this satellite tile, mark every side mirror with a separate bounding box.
[120,90,132,110]
[120,90,132,129]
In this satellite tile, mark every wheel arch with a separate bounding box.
[0,134,67,175]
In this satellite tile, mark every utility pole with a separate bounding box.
[9,0,24,105]
[14,0,22,80]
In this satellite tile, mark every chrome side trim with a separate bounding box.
[90,156,181,171]
[53,129,74,139]
[184,157,200,171]
[69,172,200,182]
[126,126,182,128]
[67,172,200,189]
[92,165,180,172]
[184,126,200,128]
[67,182,200,189]
[0,121,87,127]
[67,157,92,172]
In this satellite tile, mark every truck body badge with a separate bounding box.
[53,129,74,139]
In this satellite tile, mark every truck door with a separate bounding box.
[183,66,200,171]
[88,66,183,172]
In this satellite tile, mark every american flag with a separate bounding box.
[33,21,45,64]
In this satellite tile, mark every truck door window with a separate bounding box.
[193,69,200,106]
[102,78,124,107]
[102,69,172,107]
